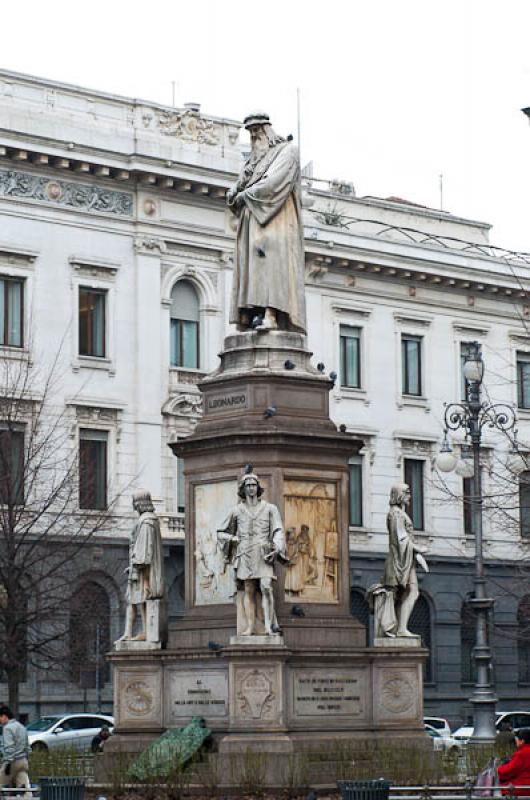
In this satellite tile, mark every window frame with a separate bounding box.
[0,276,24,348]
[79,429,108,511]
[340,325,361,389]
[170,318,200,369]
[517,352,530,410]
[348,455,363,527]
[0,426,25,506]
[403,457,425,531]
[78,287,107,359]
[401,334,422,396]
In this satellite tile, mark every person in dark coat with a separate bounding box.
[498,728,530,795]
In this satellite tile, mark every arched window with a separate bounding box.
[350,588,369,646]
[69,581,110,688]
[170,281,199,368]
[518,595,530,683]
[461,599,475,684]
[410,593,433,682]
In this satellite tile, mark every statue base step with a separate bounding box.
[229,634,285,647]
[114,639,163,651]
[374,635,422,648]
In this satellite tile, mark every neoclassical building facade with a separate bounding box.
[1,68,530,724]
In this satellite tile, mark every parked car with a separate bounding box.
[27,713,114,751]
[453,711,530,742]
[425,724,462,754]
[424,716,452,738]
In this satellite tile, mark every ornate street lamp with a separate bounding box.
[436,341,517,744]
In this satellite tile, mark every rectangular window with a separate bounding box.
[170,319,199,369]
[401,335,422,396]
[340,325,361,388]
[177,457,185,514]
[461,342,475,401]
[404,458,424,530]
[79,288,106,358]
[518,353,530,409]
[463,476,478,536]
[520,471,530,538]
[79,429,108,510]
[0,277,23,347]
[0,428,24,505]
[348,456,363,527]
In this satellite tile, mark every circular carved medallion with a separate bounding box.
[380,674,414,714]
[125,680,154,716]
[46,181,63,201]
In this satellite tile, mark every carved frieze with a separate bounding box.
[134,236,167,255]
[0,169,133,216]
[156,109,221,145]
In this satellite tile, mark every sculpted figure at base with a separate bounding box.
[119,489,165,644]
[227,112,306,334]
[368,484,429,638]
[218,467,287,636]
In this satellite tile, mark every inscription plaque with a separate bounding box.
[293,670,363,717]
[205,392,248,413]
[169,670,228,719]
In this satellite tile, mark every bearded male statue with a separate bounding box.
[227,112,307,334]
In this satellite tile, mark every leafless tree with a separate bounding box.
[0,348,122,714]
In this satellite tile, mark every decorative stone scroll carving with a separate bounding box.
[0,169,133,216]
[156,109,221,145]
[134,236,167,254]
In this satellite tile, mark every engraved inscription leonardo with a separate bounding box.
[206,392,248,413]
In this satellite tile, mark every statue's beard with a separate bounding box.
[251,135,269,157]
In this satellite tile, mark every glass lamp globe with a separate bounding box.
[463,355,484,383]
[437,449,457,473]
[455,457,475,478]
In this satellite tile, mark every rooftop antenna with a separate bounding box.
[171,81,176,108]
[439,173,444,211]
[297,87,301,162]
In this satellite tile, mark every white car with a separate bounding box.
[425,724,461,754]
[424,716,452,738]
[453,711,530,742]
[27,713,114,751]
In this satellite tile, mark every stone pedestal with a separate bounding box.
[109,331,428,783]
[374,635,422,648]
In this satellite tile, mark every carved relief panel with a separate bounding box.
[372,667,421,724]
[283,480,339,604]
[230,663,283,727]
[193,480,237,606]
[116,668,162,727]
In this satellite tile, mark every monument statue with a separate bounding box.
[368,483,429,639]
[119,489,166,645]
[217,467,287,636]
[227,111,307,334]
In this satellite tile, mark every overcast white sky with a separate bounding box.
[2,0,530,251]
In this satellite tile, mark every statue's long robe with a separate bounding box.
[229,141,306,333]
[383,507,416,589]
[128,512,165,602]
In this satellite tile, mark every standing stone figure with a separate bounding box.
[368,484,429,638]
[227,111,306,334]
[217,468,286,636]
[119,489,165,644]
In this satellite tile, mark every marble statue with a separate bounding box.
[119,489,165,644]
[217,468,286,636]
[368,483,429,638]
[227,111,306,334]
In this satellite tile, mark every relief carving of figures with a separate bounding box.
[283,481,339,604]
[284,525,318,595]
[194,482,237,606]
[217,466,287,636]
[227,112,306,334]
[367,484,429,639]
[0,169,133,216]
[157,109,221,145]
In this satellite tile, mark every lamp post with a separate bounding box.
[436,341,517,744]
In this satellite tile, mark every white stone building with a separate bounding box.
[1,68,530,725]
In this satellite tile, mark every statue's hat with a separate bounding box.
[243,111,270,129]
